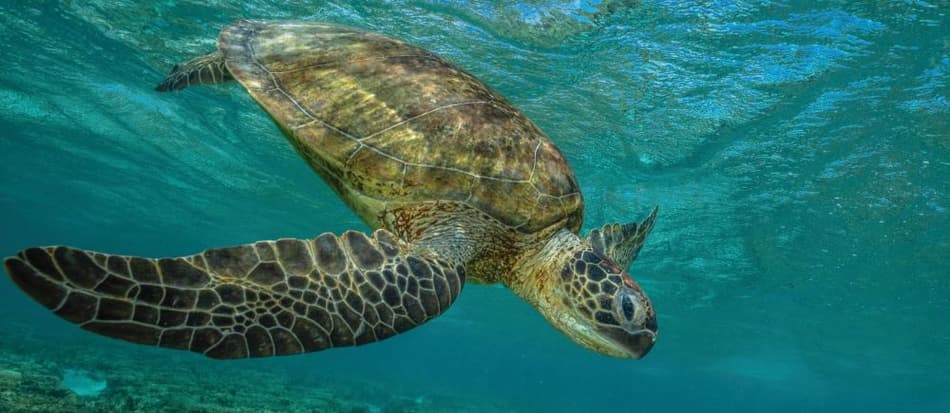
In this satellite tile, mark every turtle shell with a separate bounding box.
[218,20,583,233]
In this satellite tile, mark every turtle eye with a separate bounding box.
[621,294,635,321]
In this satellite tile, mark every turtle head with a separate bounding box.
[516,231,657,359]
[554,247,657,358]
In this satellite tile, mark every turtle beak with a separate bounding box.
[599,326,657,359]
[597,294,658,359]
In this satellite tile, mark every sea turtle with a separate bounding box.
[4,20,659,359]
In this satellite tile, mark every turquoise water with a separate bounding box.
[0,1,947,412]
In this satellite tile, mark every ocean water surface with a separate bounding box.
[0,1,947,412]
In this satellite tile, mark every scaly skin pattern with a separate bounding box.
[513,229,657,357]
[4,20,658,359]
[155,50,233,92]
[6,230,463,359]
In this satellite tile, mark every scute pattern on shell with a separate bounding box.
[219,20,583,233]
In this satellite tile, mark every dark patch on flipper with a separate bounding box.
[3,229,464,359]
[155,50,234,92]
[587,207,658,271]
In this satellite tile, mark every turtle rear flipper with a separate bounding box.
[587,207,658,270]
[155,51,233,92]
[4,229,464,359]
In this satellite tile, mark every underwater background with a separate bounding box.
[0,1,947,412]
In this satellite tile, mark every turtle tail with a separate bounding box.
[4,230,464,359]
[155,51,233,92]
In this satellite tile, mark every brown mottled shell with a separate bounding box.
[218,20,583,234]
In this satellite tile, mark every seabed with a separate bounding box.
[0,321,517,413]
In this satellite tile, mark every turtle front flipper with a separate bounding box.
[4,229,464,359]
[587,207,658,271]
[155,50,233,92]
